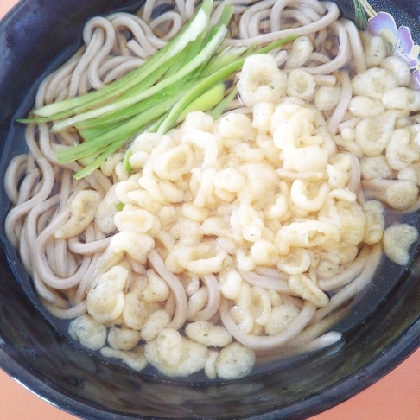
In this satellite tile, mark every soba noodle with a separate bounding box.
[4,0,420,378]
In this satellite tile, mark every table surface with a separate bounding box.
[1,0,420,419]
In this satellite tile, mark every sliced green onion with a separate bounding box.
[24,0,214,121]
[116,202,125,212]
[18,0,298,179]
[210,86,238,120]
[176,83,225,124]
[57,95,176,162]
[52,22,228,132]
[156,35,297,134]
[123,150,133,174]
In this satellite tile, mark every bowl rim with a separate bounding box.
[1,318,419,419]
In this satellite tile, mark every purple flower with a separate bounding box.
[368,12,417,67]
[410,69,420,91]
[368,11,398,43]
[368,11,420,90]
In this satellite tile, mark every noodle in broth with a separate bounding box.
[3,0,420,378]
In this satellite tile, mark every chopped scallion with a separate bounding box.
[18,0,297,179]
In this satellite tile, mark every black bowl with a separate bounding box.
[1,0,420,418]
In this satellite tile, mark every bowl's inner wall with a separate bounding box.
[0,0,420,419]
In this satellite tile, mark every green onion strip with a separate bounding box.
[18,0,297,179]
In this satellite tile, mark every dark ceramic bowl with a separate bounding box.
[1,0,420,418]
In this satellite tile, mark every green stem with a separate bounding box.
[156,35,297,134]
[52,23,228,132]
[30,0,213,120]
[74,78,193,132]
[73,139,128,180]
[210,86,238,119]
[57,95,175,162]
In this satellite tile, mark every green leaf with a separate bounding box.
[352,0,368,30]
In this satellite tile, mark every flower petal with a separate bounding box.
[397,27,415,54]
[410,70,420,91]
[368,12,398,46]
[396,26,418,68]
